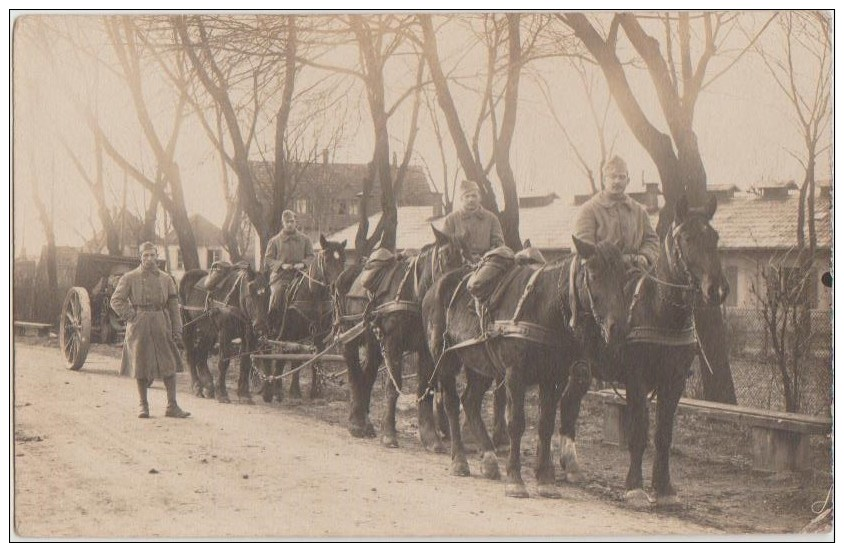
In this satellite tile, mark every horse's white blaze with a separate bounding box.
[333,251,340,260]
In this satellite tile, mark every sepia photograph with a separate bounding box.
[10,9,834,538]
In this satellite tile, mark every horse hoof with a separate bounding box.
[240,397,254,405]
[261,394,273,404]
[349,426,366,438]
[655,493,681,508]
[624,489,655,507]
[423,439,447,454]
[537,484,560,499]
[289,389,302,400]
[217,396,231,404]
[364,423,377,438]
[505,483,529,498]
[565,470,584,484]
[204,388,215,399]
[451,460,470,477]
[381,435,399,448]
[481,452,500,480]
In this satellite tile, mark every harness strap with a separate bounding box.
[569,257,580,329]
[512,264,546,323]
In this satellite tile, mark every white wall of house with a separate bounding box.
[158,244,230,282]
[721,251,831,310]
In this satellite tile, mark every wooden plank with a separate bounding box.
[252,353,346,363]
[14,321,53,329]
[590,390,831,435]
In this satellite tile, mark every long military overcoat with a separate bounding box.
[110,265,184,380]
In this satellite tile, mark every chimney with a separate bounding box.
[643,182,659,212]
[322,148,329,165]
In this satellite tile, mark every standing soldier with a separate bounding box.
[442,180,505,261]
[573,156,659,269]
[264,209,315,320]
[110,241,190,419]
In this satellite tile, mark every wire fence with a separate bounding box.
[685,308,832,416]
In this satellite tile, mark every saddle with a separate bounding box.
[360,248,398,294]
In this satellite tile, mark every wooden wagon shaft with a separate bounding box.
[262,339,317,353]
[252,353,346,363]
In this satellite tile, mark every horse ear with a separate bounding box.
[524,239,532,248]
[341,239,347,249]
[572,235,596,258]
[431,225,449,245]
[320,234,328,249]
[615,239,625,252]
[675,195,689,223]
[704,194,717,220]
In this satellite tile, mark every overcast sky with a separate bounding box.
[12,12,833,257]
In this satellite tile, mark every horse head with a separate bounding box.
[431,225,472,275]
[240,267,271,338]
[571,236,628,346]
[318,234,348,288]
[671,195,729,305]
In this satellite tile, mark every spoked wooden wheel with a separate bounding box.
[60,287,92,370]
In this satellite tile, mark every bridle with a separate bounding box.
[564,255,607,342]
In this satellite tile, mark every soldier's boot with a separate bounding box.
[164,375,190,418]
[136,379,150,419]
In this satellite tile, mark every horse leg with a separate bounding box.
[624,367,652,506]
[652,353,690,506]
[462,369,499,480]
[491,382,508,448]
[434,388,449,439]
[504,367,529,498]
[442,370,470,476]
[380,341,402,449]
[289,361,303,399]
[198,339,216,399]
[309,361,323,400]
[416,347,446,454]
[236,342,253,405]
[216,338,232,404]
[345,340,377,438]
[536,377,561,498]
[559,359,591,483]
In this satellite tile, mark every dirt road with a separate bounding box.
[12,341,717,538]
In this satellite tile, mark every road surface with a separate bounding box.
[12,342,715,538]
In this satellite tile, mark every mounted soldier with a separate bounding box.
[573,155,659,271]
[442,180,505,263]
[264,209,315,331]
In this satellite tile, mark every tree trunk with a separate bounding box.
[270,16,298,238]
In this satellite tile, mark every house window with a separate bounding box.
[295,198,309,215]
[724,265,738,307]
[176,249,184,270]
[207,248,223,268]
[349,201,359,216]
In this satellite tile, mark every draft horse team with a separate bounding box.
[174,169,730,505]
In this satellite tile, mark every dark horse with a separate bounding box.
[259,235,347,402]
[180,264,270,403]
[333,226,471,450]
[559,195,729,506]
[422,237,627,498]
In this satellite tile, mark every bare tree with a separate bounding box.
[560,12,775,404]
[417,14,548,250]
[757,11,831,258]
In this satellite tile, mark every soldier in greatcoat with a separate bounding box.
[264,209,315,318]
[110,241,190,419]
[442,180,505,262]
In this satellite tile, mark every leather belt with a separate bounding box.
[135,305,164,311]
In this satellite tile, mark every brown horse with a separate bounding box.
[333,226,471,450]
[179,264,270,403]
[259,235,347,401]
[559,195,729,507]
[422,237,628,498]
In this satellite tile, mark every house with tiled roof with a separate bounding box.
[162,214,230,280]
[330,181,832,311]
[249,152,441,244]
